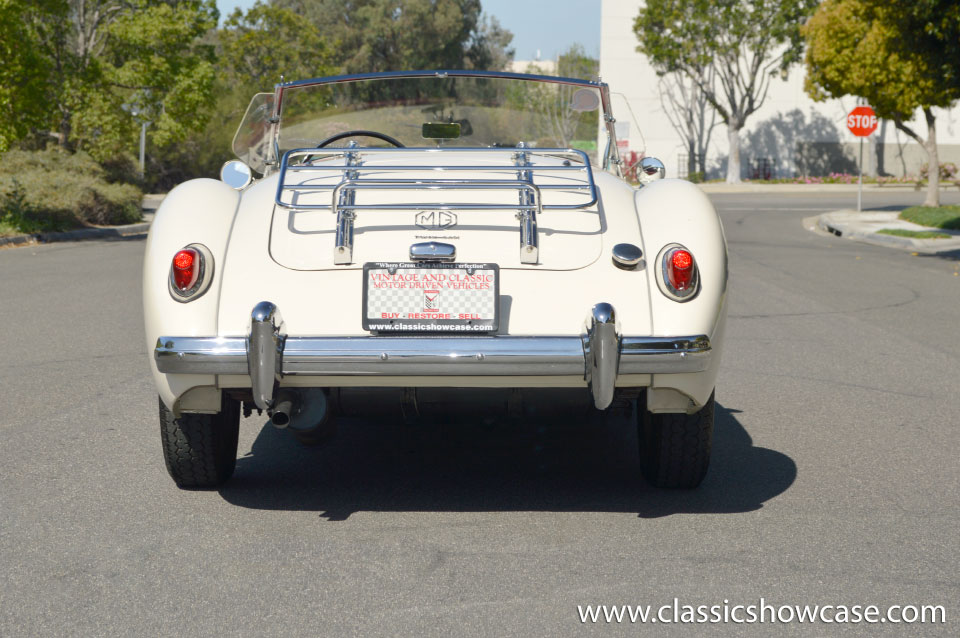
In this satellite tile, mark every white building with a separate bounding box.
[509,59,557,75]
[599,0,960,179]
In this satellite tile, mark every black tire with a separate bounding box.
[159,394,240,489]
[638,390,714,488]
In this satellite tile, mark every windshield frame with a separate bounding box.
[264,70,621,176]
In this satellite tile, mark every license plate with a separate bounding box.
[362,262,499,333]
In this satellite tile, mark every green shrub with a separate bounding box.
[0,149,142,232]
[98,152,142,185]
[0,180,58,234]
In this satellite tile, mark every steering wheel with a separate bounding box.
[316,130,405,148]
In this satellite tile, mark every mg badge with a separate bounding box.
[415,211,457,230]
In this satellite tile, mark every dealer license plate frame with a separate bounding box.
[362,262,500,333]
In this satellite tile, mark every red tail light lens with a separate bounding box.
[168,243,213,302]
[172,248,199,292]
[668,249,694,291]
[657,244,699,301]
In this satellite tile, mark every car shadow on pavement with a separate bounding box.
[917,248,960,262]
[220,403,796,520]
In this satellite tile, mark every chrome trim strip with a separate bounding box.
[278,69,605,91]
[155,334,711,377]
[598,84,621,175]
[155,337,248,374]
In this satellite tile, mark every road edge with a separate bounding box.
[0,222,151,247]
[0,193,164,248]
[813,210,960,253]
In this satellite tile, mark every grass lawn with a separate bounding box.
[877,228,952,239]
[898,205,960,230]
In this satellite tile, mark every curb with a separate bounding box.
[814,210,960,254]
[0,193,163,248]
[0,222,151,248]
[698,182,960,194]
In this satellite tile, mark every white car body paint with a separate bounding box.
[144,163,726,414]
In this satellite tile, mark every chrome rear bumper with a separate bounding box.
[155,301,711,411]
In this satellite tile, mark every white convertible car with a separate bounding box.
[144,70,727,490]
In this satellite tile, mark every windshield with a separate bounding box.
[276,74,604,159]
[232,93,275,174]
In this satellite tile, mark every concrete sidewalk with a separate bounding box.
[812,209,960,253]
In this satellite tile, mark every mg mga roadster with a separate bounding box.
[144,70,727,489]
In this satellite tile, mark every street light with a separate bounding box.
[138,121,151,179]
[121,101,152,180]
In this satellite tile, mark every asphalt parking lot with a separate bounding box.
[1,189,958,636]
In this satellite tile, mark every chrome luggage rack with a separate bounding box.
[273,146,598,265]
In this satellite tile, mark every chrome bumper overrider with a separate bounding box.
[155,302,711,411]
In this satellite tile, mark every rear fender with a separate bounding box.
[635,179,728,406]
[143,178,241,411]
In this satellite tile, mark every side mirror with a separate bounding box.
[638,157,665,185]
[220,160,252,190]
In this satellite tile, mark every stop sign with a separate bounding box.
[847,105,878,137]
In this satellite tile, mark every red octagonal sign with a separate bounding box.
[847,105,878,137]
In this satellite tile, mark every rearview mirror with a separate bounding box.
[422,122,461,139]
[570,88,600,112]
[220,160,252,190]
[638,157,665,185]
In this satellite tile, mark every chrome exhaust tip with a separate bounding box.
[269,389,298,429]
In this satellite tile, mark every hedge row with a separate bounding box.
[0,150,142,234]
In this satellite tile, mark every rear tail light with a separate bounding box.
[668,249,694,290]
[172,249,199,291]
[656,244,699,301]
[168,244,213,301]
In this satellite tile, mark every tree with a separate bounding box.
[635,0,816,183]
[464,14,514,71]
[523,45,599,147]
[804,0,960,207]
[0,0,53,151]
[26,0,218,159]
[220,1,336,91]
[658,69,717,178]
[273,0,512,72]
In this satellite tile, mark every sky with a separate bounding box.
[215,0,600,61]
